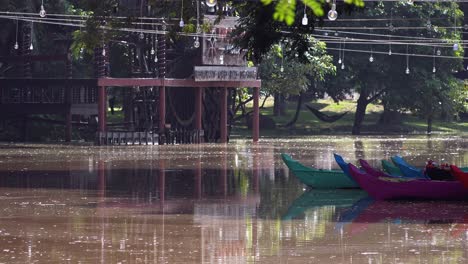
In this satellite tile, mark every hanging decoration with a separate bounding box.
[39,0,46,18]
[179,0,185,28]
[338,40,342,64]
[432,47,436,73]
[328,0,338,21]
[29,22,34,50]
[405,44,410,74]
[341,39,346,70]
[302,5,308,26]
[194,0,201,48]
[14,19,19,50]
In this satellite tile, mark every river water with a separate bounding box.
[0,135,467,263]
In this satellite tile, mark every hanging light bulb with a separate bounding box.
[369,54,374,63]
[102,47,106,57]
[154,56,158,63]
[432,67,436,73]
[206,0,217,7]
[302,13,308,26]
[328,3,338,21]
[180,0,185,28]
[39,0,46,18]
[338,58,342,64]
[30,43,33,50]
[341,63,345,70]
[388,24,395,32]
[405,44,410,75]
[436,49,441,56]
[302,5,308,26]
[151,47,155,55]
[453,43,459,51]
[14,19,19,50]
[194,37,200,48]
[388,48,392,56]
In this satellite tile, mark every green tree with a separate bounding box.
[260,38,335,123]
[330,1,463,134]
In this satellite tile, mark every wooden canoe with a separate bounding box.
[281,154,359,189]
[348,163,468,200]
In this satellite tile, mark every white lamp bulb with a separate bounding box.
[328,4,338,21]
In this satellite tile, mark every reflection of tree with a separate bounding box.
[354,140,365,160]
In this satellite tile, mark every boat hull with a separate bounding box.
[281,154,359,189]
[349,163,468,200]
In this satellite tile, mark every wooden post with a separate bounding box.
[65,111,72,142]
[195,87,203,143]
[220,87,228,143]
[98,86,107,134]
[253,87,260,143]
[65,51,73,143]
[159,85,166,132]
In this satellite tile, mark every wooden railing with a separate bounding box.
[0,79,98,105]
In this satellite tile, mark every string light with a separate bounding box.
[29,22,33,50]
[338,40,342,64]
[302,5,308,26]
[453,6,459,51]
[39,0,46,18]
[341,39,346,70]
[432,47,436,73]
[328,0,338,21]
[406,44,410,75]
[179,0,185,28]
[388,36,392,55]
[14,19,19,50]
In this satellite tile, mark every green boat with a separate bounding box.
[281,153,359,189]
[381,159,403,176]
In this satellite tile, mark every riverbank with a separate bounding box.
[233,98,468,137]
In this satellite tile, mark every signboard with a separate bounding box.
[194,66,257,82]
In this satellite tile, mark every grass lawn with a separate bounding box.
[233,98,468,136]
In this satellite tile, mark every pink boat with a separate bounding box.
[348,163,468,200]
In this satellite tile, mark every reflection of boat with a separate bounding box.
[281,154,358,189]
[283,190,367,220]
[345,200,468,236]
[349,163,468,200]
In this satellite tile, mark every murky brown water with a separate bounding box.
[0,135,467,263]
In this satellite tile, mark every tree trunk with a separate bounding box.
[427,114,433,134]
[273,93,280,116]
[273,93,286,116]
[284,93,303,127]
[352,95,369,135]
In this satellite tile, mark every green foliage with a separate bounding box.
[260,38,335,95]
[261,0,364,25]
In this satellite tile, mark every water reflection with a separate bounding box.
[0,135,467,263]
